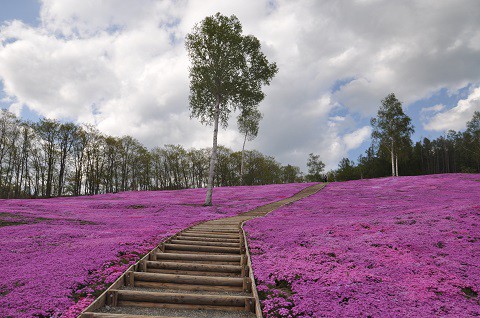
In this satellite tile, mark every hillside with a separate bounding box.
[245,174,480,317]
[0,183,312,317]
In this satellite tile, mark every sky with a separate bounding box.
[0,0,479,171]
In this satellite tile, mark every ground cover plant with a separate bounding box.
[0,183,312,318]
[245,174,480,317]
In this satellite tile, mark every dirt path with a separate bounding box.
[80,183,326,318]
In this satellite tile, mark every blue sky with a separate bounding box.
[0,0,40,121]
[1,0,479,171]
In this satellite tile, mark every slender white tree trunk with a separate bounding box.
[395,154,399,177]
[240,132,247,185]
[205,97,220,206]
[391,143,395,177]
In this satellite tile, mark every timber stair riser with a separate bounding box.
[145,261,242,273]
[186,227,240,231]
[155,252,242,263]
[129,272,249,288]
[174,235,240,242]
[106,290,254,311]
[170,239,241,247]
[146,269,242,277]
[180,232,240,239]
[107,290,253,307]
[80,183,326,318]
[182,231,240,236]
[164,243,241,254]
[82,314,180,318]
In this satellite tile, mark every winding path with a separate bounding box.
[80,183,326,318]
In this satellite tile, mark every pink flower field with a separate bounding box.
[0,183,312,318]
[245,174,480,317]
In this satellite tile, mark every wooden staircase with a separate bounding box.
[80,183,326,318]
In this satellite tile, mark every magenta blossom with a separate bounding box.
[245,174,480,317]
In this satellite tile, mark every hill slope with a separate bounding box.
[0,183,313,317]
[245,174,480,317]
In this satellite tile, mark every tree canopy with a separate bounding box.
[306,153,326,182]
[186,12,277,205]
[238,109,263,184]
[0,110,303,199]
[371,93,414,176]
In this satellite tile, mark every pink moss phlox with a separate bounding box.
[0,183,313,317]
[245,174,480,317]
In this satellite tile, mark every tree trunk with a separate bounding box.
[240,132,247,185]
[58,146,67,196]
[205,97,220,206]
[391,144,395,177]
[395,154,399,177]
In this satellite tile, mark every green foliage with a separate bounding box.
[186,12,277,205]
[467,111,480,157]
[371,93,414,176]
[306,153,325,182]
[241,150,284,185]
[0,109,303,198]
[467,111,480,136]
[238,108,263,141]
[335,158,360,181]
[371,93,414,156]
[185,12,277,127]
[282,164,303,183]
[338,110,480,181]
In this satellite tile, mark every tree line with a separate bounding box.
[332,93,480,181]
[0,109,304,199]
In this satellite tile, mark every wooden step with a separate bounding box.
[131,272,251,292]
[133,272,245,287]
[201,222,242,225]
[169,239,240,248]
[79,183,326,318]
[81,313,181,318]
[187,229,239,234]
[146,261,242,273]
[164,243,240,254]
[106,290,255,312]
[192,227,239,231]
[175,235,240,243]
[155,253,241,265]
[145,269,240,277]
[180,232,240,239]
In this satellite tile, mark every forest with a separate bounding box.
[0,109,303,199]
[1,106,479,198]
[334,109,480,181]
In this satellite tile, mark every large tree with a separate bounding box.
[467,111,480,168]
[237,108,262,184]
[371,93,414,177]
[306,153,325,182]
[186,13,277,205]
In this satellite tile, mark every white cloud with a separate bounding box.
[421,104,446,114]
[0,0,479,171]
[343,126,372,151]
[423,87,480,131]
[8,102,23,116]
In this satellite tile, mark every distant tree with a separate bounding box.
[336,158,359,181]
[467,111,480,153]
[371,93,414,177]
[185,12,277,205]
[35,118,60,197]
[306,153,325,182]
[282,164,302,183]
[466,111,480,169]
[242,150,282,185]
[57,122,77,196]
[238,109,262,184]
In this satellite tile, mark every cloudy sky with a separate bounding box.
[1,0,480,171]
